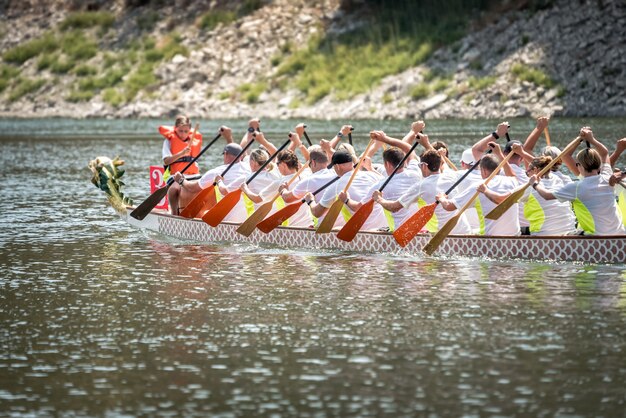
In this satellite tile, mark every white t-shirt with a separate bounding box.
[520,175,576,235]
[399,172,472,235]
[510,163,529,228]
[364,170,421,230]
[198,162,251,223]
[552,163,625,235]
[319,170,386,230]
[261,173,313,228]
[452,175,520,235]
[291,168,338,200]
[245,169,280,211]
[454,169,483,233]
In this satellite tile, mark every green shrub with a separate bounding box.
[103,88,125,107]
[124,62,157,101]
[198,10,237,31]
[60,11,115,30]
[511,63,554,88]
[3,32,58,64]
[410,84,430,100]
[237,81,267,103]
[60,31,98,60]
[66,89,95,102]
[50,56,75,74]
[73,64,98,77]
[0,65,19,92]
[432,78,450,92]
[159,33,189,60]
[8,77,45,102]
[468,75,496,90]
[37,53,56,70]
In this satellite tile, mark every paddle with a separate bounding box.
[316,138,376,234]
[348,132,353,146]
[484,136,583,221]
[422,150,517,256]
[443,155,458,171]
[544,127,551,147]
[130,124,208,220]
[303,130,313,146]
[180,136,256,218]
[337,140,421,242]
[392,152,487,247]
[202,138,291,227]
[236,160,310,236]
[256,175,341,234]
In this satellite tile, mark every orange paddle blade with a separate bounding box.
[180,186,216,218]
[337,199,374,242]
[393,203,437,247]
[236,201,274,237]
[316,199,344,234]
[256,201,303,233]
[201,189,242,227]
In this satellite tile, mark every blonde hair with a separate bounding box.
[250,148,275,171]
[576,148,601,172]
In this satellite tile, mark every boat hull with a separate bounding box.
[124,207,626,264]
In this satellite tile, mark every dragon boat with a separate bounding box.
[89,156,626,264]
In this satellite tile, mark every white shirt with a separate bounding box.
[452,175,520,235]
[399,172,472,235]
[510,163,529,228]
[291,168,338,200]
[365,170,422,230]
[198,162,251,223]
[455,169,483,233]
[261,173,313,228]
[319,170,386,230]
[552,163,625,235]
[520,175,576,235]
[245,169,280,210]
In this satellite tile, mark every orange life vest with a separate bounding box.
[159,125,203,175]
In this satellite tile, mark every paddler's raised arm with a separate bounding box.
[252,131,277,155]
[472,122,509,162]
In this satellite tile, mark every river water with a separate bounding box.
[1,118,625,417]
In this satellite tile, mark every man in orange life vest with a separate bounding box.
[160,115,203,181]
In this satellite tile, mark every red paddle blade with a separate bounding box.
[256,201,303,233]
[180,186,216,218]
[201,189,242,227]
[337,199,374,242]
[393,203,437,247]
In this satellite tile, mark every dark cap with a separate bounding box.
[223,143,243,156]
[328,149,353,168]
[504,140,521,154]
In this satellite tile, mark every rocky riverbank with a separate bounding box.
[0,0,624,120]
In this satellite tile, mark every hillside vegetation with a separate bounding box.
[0,0,623,119]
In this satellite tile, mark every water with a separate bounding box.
[1,118,625,417]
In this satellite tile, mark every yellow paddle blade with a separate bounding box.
[393,203,437,247]
[201,189,242,227]
[316,199,344,234]
[484,185,529,220]
[180,186,216,218]
[236,201,274,237]
[257,201,303,233]
[337,199,374,242]
[422,213,460,255]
